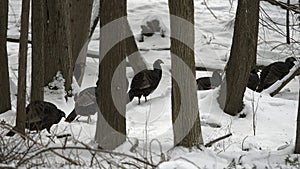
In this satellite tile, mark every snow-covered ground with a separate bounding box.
[1,0,300,168]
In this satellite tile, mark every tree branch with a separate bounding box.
[205,133,232,147]
[261,0,300,14]
[262,62,300,96]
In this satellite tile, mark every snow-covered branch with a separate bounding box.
[263,61,300,96]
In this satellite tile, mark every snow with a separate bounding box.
[1,0,300,168]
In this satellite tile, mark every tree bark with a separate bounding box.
[218,0,259,116]
[71,0,93,87]
[43,0,73,94]
[125,20,147,74]
[59,0,73,95]
[286,0,290,44]
[95,0,127,150]
[0,0,11,114]
[169,0,204,147]
[16,0,30,135]
[31,0,46,102]
[295,77,300,153]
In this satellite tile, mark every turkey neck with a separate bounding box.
[153,67,162,78]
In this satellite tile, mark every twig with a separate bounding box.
[204,133,232,147]
[129,138,139,153]
[262,0,300,14]
[7,37,32,44]
[241,136,249,151]
[203,0,218,19]
[78,141,156,168]
[19,146,157,168]
[0,124,79,166]
[175,157,201,169]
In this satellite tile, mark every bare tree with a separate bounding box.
[0,0,11,114]
[95,0,127,149]
[16,0,30,135]
[218,0,259,116]
[169,0,204,147]
[31,0,46,102]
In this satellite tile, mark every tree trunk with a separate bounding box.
[31,0,46,102]
[125,19,147,74]
[71,0,93,86]
[295,78,300,153]
[286,0,290,44]
[169,0,204,147]
[218,0,259,116]
[43,0,73,94]
[16,0,30,135]
[59,0,73,96]
[95,0,127,150]
[0,0,11,114]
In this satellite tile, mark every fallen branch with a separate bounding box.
[262,62,300,96]
[205,133,232,147]
[270,67,300,96]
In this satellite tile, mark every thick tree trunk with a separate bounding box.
[43,0,61,86]
[43,0,73,94]
[0,0,11,114]
[71,0,93,86]
[31,0,46,102]
[59,0,73,95]
[169,0,204,147]
[16,0,30,135]
[95,0,127,150]
[218,0,259,116]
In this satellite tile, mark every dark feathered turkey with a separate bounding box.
[256,57,296,92]
[6,101,65,136]
[247,69,260,91]
[196,70,222,90]
[65,87,98,123]
[128,59,164,104]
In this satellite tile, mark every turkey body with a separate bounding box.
[66,77,130,123]
[6,101,65,136]
[196,70,222,90]
[256,57,296,92]
[247,69,259,91]
[65,87,98,123]
[128,59,164,104]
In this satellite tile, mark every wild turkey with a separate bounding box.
[6,101,65,136]
[196,70,222,90]
[256,57,296,92]
[65,87,98,123]
[247,69,260,91]
[66,78,129,123]
[128,59,164,104]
